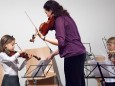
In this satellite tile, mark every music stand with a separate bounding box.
[22,59,52,86]
[85,60,115,86]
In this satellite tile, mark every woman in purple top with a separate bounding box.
[38,0,86,86]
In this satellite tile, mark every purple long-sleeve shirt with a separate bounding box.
[55,16,86,58]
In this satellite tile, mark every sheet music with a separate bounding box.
[31,59,51,77]
[90,61,111,77]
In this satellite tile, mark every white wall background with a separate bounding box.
[0,0,115,86]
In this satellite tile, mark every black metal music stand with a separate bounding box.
[84,61,115,86]
[22,61,53,86]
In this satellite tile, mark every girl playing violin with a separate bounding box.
[107,37,115,64]
[105,37,115,86]
[37,0,86,86]
[0,34,31,86]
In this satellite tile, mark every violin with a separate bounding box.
[30,17,55,42]
[108,51,115,64]
[39,17,55,36]
[108,51,115,58]
[8,51,41,61]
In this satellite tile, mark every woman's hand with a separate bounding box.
[37,30,44,40]
[47,50,59,60]
[47,53,55,60]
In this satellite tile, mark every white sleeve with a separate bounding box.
[18,60,27,71]
[0,52,20,62]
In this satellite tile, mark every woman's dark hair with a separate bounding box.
[0,35,15,52]
[44,0,70,17]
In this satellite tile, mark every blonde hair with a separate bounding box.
[0,35,15,52]
[107,37,115,44]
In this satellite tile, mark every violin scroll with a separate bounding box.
[30,35,36,42]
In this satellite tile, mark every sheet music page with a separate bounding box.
[90,61,110,77]
[31,59,51,77]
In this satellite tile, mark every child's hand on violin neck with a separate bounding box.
[25,54,33,60]
[28,54,33,58]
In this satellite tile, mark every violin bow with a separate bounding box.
[15,43,22,51]
[25,11,38,33]
[25,12,63,85]
[102,36,108,54]
[25,11,52,52]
